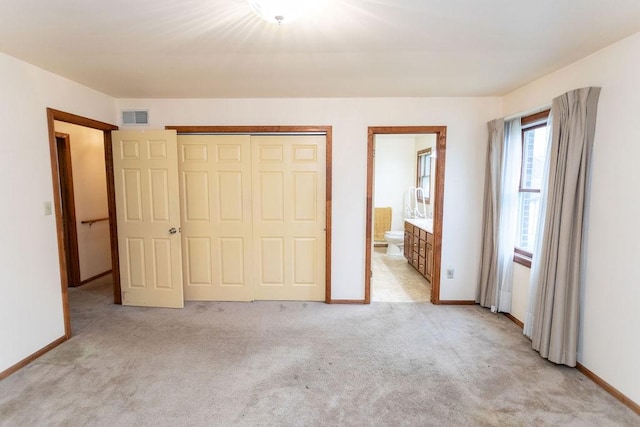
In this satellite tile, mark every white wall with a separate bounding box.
[117,97,502,301]
[374,135,416,233]
[54,121,111,282]
[0,53,116,373]
[503,32,640,404]
[510,263,530,323]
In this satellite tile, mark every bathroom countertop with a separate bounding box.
[405,218,433,234]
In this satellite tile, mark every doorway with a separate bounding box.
[47,108,119,338]
[55,132,81,288]
[365,126,447,304]
[370,134,434,302]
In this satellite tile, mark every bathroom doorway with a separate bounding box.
[365,126,446,304]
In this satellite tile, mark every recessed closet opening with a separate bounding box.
[163,126,334,304]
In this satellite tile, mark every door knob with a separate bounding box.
[168,227,178,235]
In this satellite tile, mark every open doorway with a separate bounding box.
[365,126,446,304]
[370,134,435,302]
[46,108,119,338]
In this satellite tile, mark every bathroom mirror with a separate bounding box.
[416,148,431,204]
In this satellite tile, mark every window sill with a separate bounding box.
[513,252,532,268]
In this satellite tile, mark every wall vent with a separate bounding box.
[121,110,149,125]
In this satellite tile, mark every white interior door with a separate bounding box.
[179,135,254,301]
[112,130,184,308]
[252,135,326,301]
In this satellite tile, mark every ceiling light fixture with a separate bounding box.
[248,0,312,25]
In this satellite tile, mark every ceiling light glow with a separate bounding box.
[248,0,313,25]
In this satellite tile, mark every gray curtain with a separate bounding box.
[527,87,601,366]
[477,118,521,312]
[477,119,503,309]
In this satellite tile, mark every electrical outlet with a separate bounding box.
[43,201,52,216]
[446,267,454,279]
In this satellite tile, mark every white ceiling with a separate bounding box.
[1,0,640,98]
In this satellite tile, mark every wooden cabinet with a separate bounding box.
[404,221,433,283]
[426,232,434,281]
[404,222,413,260]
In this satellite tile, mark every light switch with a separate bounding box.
[44,201,52,216]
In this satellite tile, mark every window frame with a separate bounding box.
[416,148,432,204]
[513,109,550,268]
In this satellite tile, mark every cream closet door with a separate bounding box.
[112,130,184,308]
[252,135,326,301]
[179,135,254,301]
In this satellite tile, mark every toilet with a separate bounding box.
[384,231,405,256]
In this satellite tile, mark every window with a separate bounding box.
[416,148,431,203]
[514,110,550,267]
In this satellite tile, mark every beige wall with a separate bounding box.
[510,263,530,323]
[54,121,111,281]
[374,135,417,232]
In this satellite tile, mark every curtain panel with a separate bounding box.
[477,118,521,312]
[525,87,601,366]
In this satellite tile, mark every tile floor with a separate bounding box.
[371,246,430,302]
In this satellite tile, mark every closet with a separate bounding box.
[112,130,327,307]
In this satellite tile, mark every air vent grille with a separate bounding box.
[121,110,149,125]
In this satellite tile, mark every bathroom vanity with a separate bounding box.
[404,219,434,283]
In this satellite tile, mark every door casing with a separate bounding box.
[47,108,120,338]
[55,132,81,288]
[365,126,447,304]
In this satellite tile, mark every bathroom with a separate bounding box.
[372,133,436,302]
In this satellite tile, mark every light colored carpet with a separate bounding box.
[0,277,638,426]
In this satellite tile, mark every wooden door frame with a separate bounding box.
[47,108,120,338]
[54,132,81,287]
[365,126,447,304]
[166,125,333,303]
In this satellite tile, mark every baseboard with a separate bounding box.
[438,300,476,305]
[503,313,524,328]
[79,269,112,286]
[0,335,67,380]
[501,312,640,416]
[328,299,366,304]
[576,363,640,415]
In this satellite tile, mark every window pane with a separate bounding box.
[420,176,430,197]
[521,126,549,190]
[516,192,541,253]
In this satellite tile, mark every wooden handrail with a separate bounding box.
[80,217,109,227]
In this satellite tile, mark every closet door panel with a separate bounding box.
[252,135,326,301]
[179,135,254,301]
